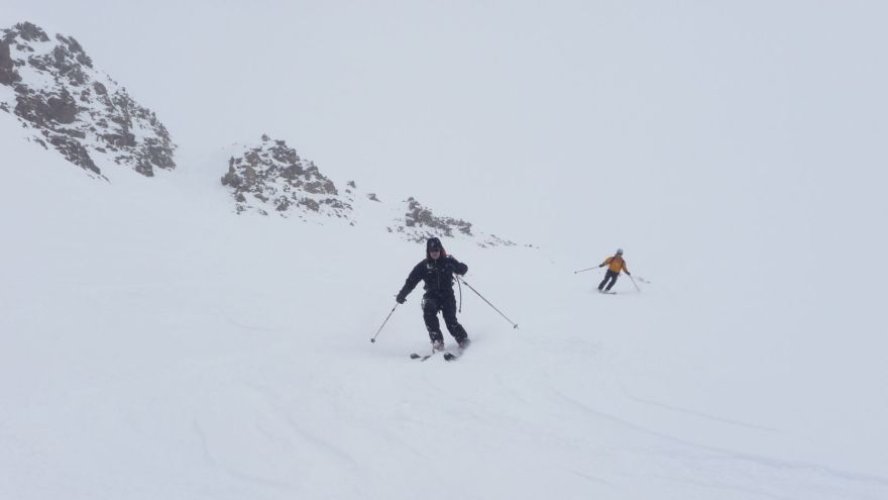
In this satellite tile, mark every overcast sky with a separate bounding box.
[5,1,888,261]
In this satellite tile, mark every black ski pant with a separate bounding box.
[598,270,619,291]
[421,293,468,343]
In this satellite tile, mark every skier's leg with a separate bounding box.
[421,296,444,343]
[604,270,618,291]
[441,294,468,343]
[597,273,608,291]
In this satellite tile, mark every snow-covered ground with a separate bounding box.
[2,111,887,500]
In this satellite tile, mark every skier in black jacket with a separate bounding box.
[396,237,470,351]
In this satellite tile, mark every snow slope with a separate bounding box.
[2,115,888,500]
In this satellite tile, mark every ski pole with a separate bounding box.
[457,277,519,329]
[628,274,641,292]
[370,303,398,343]
[573,266,598,274]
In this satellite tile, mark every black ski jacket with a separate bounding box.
[397,256,468,300]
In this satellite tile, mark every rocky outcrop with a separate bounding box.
[397,197,473,240]
[388,197,517,247]
[0,22,176,178]
[221,135,353,219]
[217,136,518,246]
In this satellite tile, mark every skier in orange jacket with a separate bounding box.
[598,248,630,292]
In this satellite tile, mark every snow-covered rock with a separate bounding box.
[0,22,176,178]
[218,136,519,246]
[220,135,353,220]
[388,196,518,247]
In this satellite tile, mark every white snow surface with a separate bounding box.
[3,3,888,499]
[2,117,888,500]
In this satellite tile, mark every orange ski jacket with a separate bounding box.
[600,255,629,274]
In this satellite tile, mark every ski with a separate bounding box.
[411,340,470,362]
[410,345,446,361]
[409,351,437,361]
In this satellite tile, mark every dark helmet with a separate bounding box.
[427,237,443,252]
[426,237,446,258]
[616,248,623,255]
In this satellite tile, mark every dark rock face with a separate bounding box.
[11,22,49,43]
[48,133,100,174]
[221,135,353,219]
[0,22,176,178]
[0,40,19,84]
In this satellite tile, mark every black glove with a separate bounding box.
[396,293,406,304]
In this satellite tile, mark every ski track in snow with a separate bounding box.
[618,383,783,433]
[547,386,888,497]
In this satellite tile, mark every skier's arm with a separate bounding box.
[622,261,630,275]
[599,257,611,267]
[396,263,423,302]
[448,256,468,276]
